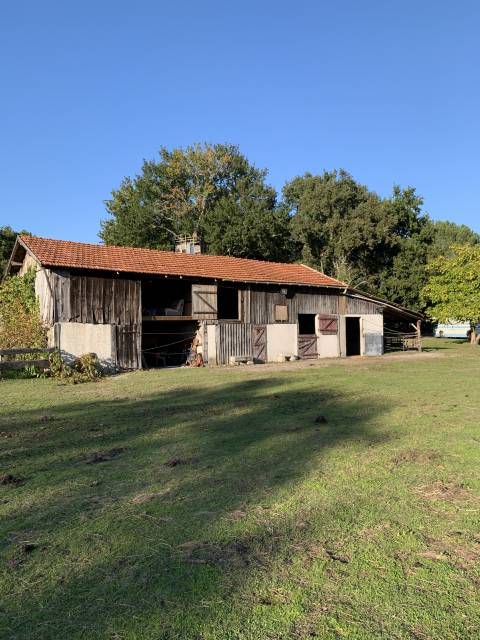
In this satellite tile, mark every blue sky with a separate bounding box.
[1,1,479,242]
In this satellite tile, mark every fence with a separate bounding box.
[383,331,421,353]
[0,347,55,371]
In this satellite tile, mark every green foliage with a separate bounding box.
[0,269,47,349]
[48,350,102,383]
[376,187,433,311]
[283,171,432,309]
[0,226,30,275]
[202,181,295,262]
[429,220,480,260]
[100,143,290,259]
[74,352,102,380]
[422,244,480,325]
[285,170,391,283]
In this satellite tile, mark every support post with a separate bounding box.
[416,320,422,352]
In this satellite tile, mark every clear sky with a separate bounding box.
[1,0,479,242]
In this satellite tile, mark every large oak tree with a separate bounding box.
[100,143,293,262]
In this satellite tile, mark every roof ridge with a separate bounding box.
[21,236,340,272]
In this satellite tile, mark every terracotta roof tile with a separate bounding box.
[19,236,345,288]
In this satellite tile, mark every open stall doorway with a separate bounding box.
[346,317,361,356]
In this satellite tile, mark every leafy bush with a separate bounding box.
[0,268,47,349]
[48,351,102,383]
[74,353,102,380]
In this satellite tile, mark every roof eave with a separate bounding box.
[39,261,343,289]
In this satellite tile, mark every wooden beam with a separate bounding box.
[142,315,194,321]
[0,359,50,371]
[0,347,55,356]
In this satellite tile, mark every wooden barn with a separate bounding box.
[5,236,422,369]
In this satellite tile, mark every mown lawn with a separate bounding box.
[1,340,479,639]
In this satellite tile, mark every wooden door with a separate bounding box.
[115,324,141,370]
[298,334,317,359]
[252,325,267,362]
[192,284,218,319]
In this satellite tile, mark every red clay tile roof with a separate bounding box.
[19,236,345,288]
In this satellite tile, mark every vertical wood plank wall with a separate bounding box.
[48,271,142,369]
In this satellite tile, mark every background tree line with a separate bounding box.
[2,142,479,315]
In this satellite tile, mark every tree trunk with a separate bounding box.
[470,329,478,344]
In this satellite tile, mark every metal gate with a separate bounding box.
[252,325,267,362]
[298,334,317,359]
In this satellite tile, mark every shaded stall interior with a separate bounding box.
[345,316,361,356]
[383,309,421,352]
[141,277,198,367]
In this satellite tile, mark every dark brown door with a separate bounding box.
[298,334,318,359]
[115,324,141,369]
[252,325,267,362]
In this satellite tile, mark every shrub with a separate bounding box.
[48,351,102,383]
[0,269,47,349]
[74,353,102,380]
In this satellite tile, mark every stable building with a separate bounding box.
[5,236,422,369]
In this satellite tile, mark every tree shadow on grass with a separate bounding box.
[1,375,391,640]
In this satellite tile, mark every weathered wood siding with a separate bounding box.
[246,286,382,324]
[50,272,141,326]
[192,283,218,320]
[216,322,253,365]
[113,324,142,370]
[340,294,382,316]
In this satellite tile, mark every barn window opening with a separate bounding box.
[142,279,192,318]
[298,313,316,335]
[346,317,361,356]
[217,285,239,320]
[141,279,198,368]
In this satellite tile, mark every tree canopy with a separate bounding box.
[283,171,432,310]
[100,143,292,262]
[1,226,30,276]
[422,245,480,330]
[429,220,480,260]
[97,143,479,313]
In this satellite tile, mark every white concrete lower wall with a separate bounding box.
[317,334,339,357]
[361,314,384,356]
[207,324,218,364]
[266,324,298,361]
[54,322,116,368]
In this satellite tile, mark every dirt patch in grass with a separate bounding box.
[177,539,250,567]
[357,522,391,540]
[131,489,171,504]
[418,533,480,570]
[415,480,471,501]
[39,414,55,422]
[163,457,196,468]
[0,474,25,486]
[393,449,441,466]
[84,447,127,464]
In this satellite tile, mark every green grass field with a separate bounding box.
[1,340,479,639]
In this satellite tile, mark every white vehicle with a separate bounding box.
[434,322,479,338]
